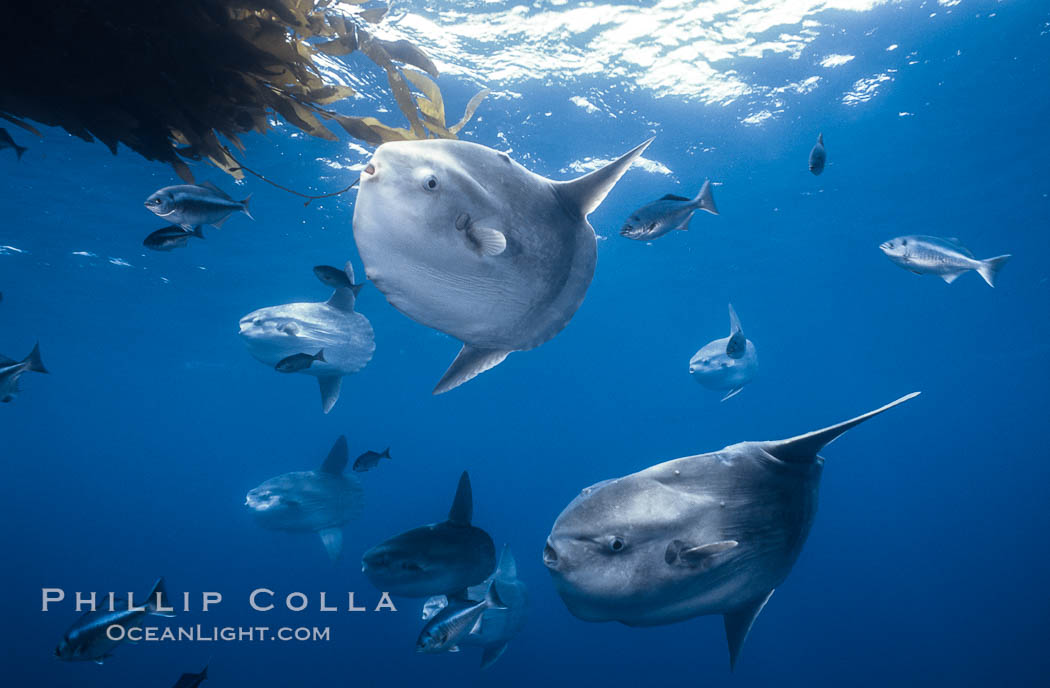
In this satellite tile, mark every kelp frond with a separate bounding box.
[0,1,488,181]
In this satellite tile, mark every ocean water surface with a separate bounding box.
[2,0,1049,686]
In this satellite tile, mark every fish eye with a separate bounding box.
[422,175,439,192]
[608,536,626,553]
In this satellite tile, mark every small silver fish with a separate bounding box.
[143,225,204,252]
[808,133,825,175]
[879,235,1010,287]
[0,342,47,403]
[620,180,718,241]
[416,583,505,654]
[0,128,27,160]
[275,349,325,373]
[55,578,175,664]
[353,447,392,473]
[145,182,253,230]
[313,265,364,295]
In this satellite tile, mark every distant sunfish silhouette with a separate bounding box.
[362,472,495,597]
[544,393,919,669]
[239,262,374,413]
[352,137,652,394]
[245,435,364,560]
[808,133,825,175]
[689,304,757,401]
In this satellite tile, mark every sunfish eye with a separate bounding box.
[901,239,907,246]
[422,175,439,192]
[608,536,626,552]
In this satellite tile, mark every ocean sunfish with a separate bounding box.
[544,393,919,668]
[239,262,374,413]
[352,137,652,394]
[689,304,757,401]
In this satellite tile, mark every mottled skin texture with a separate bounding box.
[689,338,758,393]
[545,442,817,625]
[239,298,374,378]
[246,470,363,533]
[362,521,495,598]
[353,139,596,351]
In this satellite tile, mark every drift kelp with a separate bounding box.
[0,1,488,181]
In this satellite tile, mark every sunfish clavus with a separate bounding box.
[543,393,919,668]
[352,138,652,394]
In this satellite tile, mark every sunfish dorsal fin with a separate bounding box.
[817,133,823,145]
[448,471,473,526]
[763,392,920,463]
[433,345,510,395]
[724,589,774,670]
[320,435,349,474]
[327,287,356,312]
[495,544,517,581]
[726,303,745,359]
[555,138,654,218]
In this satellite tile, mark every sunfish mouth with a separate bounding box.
[363,163,375,176]
[542,539,560,570]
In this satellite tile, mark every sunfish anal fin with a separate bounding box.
[480,642,508,669]
[318,375,342,414]
[319,528,343,560]
[326,287,356,312]
[433,345,510,395]
[724,589,774,671]
[721,386,744,402]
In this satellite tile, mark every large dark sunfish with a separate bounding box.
[245,435,364,560]
[543,393,919,668]
[352,137,652,394]
[361,472,495,597]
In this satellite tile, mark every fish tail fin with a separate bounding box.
[484,579,508,610]
[382,447,391,459]
[146,578,176,617]
[23,342,47,374]
[694,179,718,216]
[15,144,27,160]
[351,282,364,296]
[315,349,326,363]
[976,254,1010,288]
[241,194,254,220]
[200,666,208,679]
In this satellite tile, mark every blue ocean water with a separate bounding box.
[2,0,1049,685]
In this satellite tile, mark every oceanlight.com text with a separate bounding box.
[106,625,332,643]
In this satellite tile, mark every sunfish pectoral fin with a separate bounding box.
[976,254,1010,288]
[665,539,737,568]
[724,589,774,671]
[319,528,343,560]
[433,345,510,395]
[555,137,654,218]
[763,392,920,463]
[318,375,342,414]
[480,642,508,669]
[694,179,718,215]
[466,226,507,256]
[720,386,744,402]
[448,471,473,526]
[320,435,349,474]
